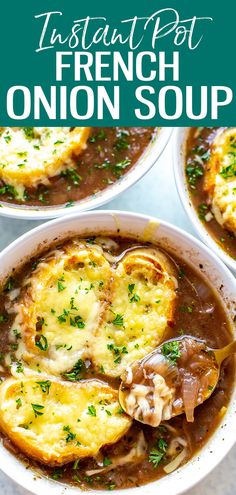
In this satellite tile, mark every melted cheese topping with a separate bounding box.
[92,248,177,377]
[0,378,131,465]
[0,127,90,198]
[11,241,112,375]
[204,128,236,234]
[8,243,177,379]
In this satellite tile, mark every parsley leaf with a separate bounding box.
[161,341,181,364]
[149,439,167,468]
[35,334,48,351]
[36,380,51,394]
[87,405,96,417]
[31,403,44,417]
[63,425,76,443]
[112,313,124,326]
[63,359,85,381]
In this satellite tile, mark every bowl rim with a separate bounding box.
[0,127,173,221]
[172,127,236,274]
[0,209,236,495]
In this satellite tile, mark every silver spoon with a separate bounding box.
[119,336,235,426]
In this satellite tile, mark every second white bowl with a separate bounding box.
[0,127,172,221]
[173,127,236,274]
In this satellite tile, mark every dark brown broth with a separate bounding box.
[0,127,155,208]
[185,127,236,260]
[0,237,234,490]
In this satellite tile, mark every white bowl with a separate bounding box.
[173,127,236,274]
[0,127,172,221]
[0,210,236,495]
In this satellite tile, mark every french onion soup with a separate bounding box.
[0,127,155,208]
[0,236,234,490]
[185,127,236,259]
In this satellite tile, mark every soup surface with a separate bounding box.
[0,236,234,490]
[185,127,236,259]
[0,127,155,208]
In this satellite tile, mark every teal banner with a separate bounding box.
[0,0,234,125]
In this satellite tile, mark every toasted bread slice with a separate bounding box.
[92,248,177,377]
[204,128,236,234]
[10,240,112,375]
[0,127,90,199]
[0,377,131,466]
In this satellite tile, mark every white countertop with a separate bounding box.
[0,134,235,495]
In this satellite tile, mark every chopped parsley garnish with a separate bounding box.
[35,334,48,351]
[36,380,51,394]
[178,268,185,279]
[128,283,140,303]
[107,343,128,364]
[31,403,44,417]
[57,276,66,292]
[63,359,85,381]
[70,297,78,310]
[161,341,181,364]
[0,314,7,323]
[38,191,49,204]
[16,361,24,373]
[4,276,15,292]
[51,468,64,480]
[57,309,85,328]
[113,159,131,176]
[10,343,18,351]
[73,459,80,470]
[105,482,116,490]
[0,184,18,198]
[130,293,140,303]
[103,456,112,467]
[63,425,76,443]
[112,313,124,326]
[70,315,85,328]
[89,130,106,143]
[56,343,72,351]
[87,405,96,417]
[198,203,209,221]
[100,364,105,374]
[57,309,69,323]
[179,305,193,313]
[17,151,28,157]
[186,163,204,188]
[149,438,167,468]
[220,164,236,179]
[117,406,124,414]
[114,130,130,151]
[128,283,135,293]
[61,167,82,186]
[73,474,81,483]
[23,127,34,139]
[16,398,22,409]
[18,423,30,430]
[220,144,236,178]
